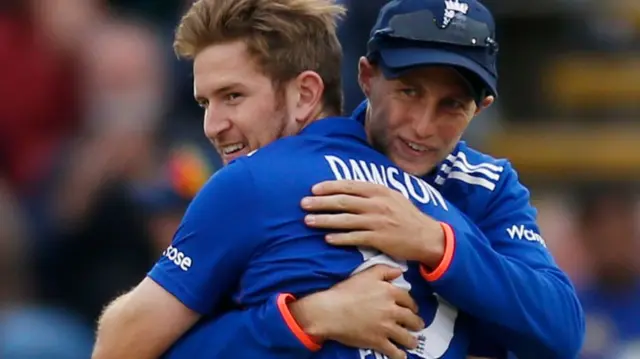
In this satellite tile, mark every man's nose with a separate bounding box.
[203,106,232,141]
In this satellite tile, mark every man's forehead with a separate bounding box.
[193,41,258,81]
[193,49,268,96]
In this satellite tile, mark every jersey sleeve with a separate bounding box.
[421,161,585,359]
[147,159,262,315]
[162,294,319,358]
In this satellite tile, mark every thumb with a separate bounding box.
[366,264,403,281]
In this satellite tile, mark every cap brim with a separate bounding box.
[378,47,498,98]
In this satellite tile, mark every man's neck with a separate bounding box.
[298,108,338,132]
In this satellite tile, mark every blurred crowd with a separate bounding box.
[0,1,638,358]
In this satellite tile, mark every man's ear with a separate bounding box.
[475,95,495,115]
[291,70,324,123]
[358,56,376,98]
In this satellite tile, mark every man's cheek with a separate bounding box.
[439,122,467,143]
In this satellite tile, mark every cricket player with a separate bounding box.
[157,0,584,359]
[93,1,585,359]
[91,1,415,358]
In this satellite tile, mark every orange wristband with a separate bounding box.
[419,222,456,282]
[276,293,322,351]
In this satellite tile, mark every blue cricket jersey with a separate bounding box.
[158,103,585,359]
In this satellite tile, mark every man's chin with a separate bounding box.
[411,167,435,178]
[398,163,433,178]
[391,156,437,178]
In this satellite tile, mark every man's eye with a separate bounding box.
[399,88,418,97]
[226,93,242,102]
[443,99,466,110]
[196,99,208,109]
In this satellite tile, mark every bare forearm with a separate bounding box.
[93,293,129,359]
[92,293,171,359]
[93,293,153,359]
[92,277,201,359]
[288,295,331,340]
[415,220,446,268]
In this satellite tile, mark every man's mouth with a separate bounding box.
[221,143,246,155]
[218,142,252,163]
[403,139,429,153]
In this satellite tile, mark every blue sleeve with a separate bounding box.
[162,294,318,358]
[425,162,585,359]
[147,160,262,315]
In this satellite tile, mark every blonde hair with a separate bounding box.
[174,0,346,115]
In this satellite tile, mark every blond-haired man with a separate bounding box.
[91,1,424,358]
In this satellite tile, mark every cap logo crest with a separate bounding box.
[443,0,469,28]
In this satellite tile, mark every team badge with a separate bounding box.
[442,0,469,28]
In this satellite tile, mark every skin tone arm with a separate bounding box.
[92,277,200,359]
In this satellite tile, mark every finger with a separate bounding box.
[391,287,419,314]
[304,213,369,230]
[395,306,425,332]
[387,323,418,350]
[300,194,373,214]
[312,180,385,198]
[325,231,373,247]
[361,264,403,281]
[375,340,407,359]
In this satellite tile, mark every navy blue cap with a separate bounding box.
[367,0,499,100]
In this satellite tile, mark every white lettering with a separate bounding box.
[368,162,388,186]
[357,160,375,183]
[506,225,546,247]
[180,256,192,271]
[325,155,351,180]
[323,156,449,209]
[417,177,449,211]
[162,245,193,271]
[506,224,524,239]
[387,167,409,199]
[349,159,367,182]
[405,173,429,204]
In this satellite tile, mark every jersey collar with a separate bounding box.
[352,100,368,126]
[300,116,369,144]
